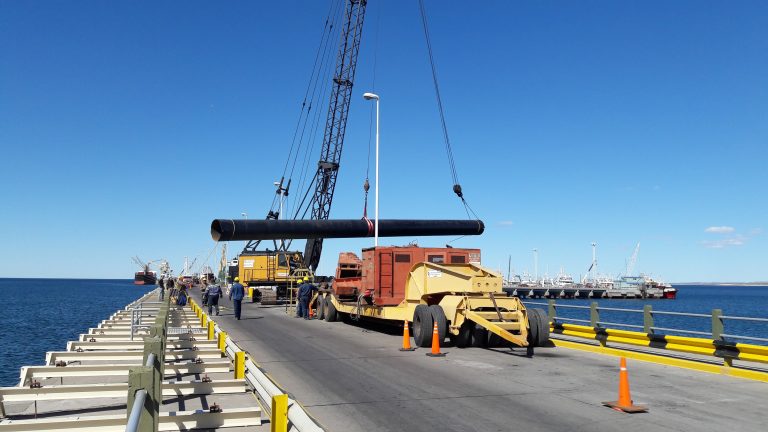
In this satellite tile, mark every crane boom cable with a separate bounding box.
[292,11,343,218]
[304,0,368,270]
[244,1,342,254]
[281,0,340,181]
[288,0,344,183]
[417,0,459,187]
[197,241,219,275]
[417,0,480,221]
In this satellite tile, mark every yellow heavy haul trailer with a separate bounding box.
[310,246,550,351]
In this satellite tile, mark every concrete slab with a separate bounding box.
[190,290,767,432]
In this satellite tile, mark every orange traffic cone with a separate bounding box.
[425,322,446,357]
[602,357,648,413]
[399,320,416,352]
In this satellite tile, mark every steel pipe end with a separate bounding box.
[211,219,235,242]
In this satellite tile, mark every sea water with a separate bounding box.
[0,278,150,386]
[1,279,766,386]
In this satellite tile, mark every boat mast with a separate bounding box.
[507,255,511,283]
[626,242,640,276]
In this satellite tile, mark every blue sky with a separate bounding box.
[1,1,766,282]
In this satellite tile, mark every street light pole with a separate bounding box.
[363,92,380,247]
[241,212,248,219]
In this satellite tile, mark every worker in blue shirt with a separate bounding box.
[229,277,245,320]
[295,278,307,318]
[297,277,317,319]
[206,283,222,316]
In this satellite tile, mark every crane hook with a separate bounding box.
[453,184,463,198]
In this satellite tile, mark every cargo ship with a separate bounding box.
[133,268,157,285]
[132,256,158,285]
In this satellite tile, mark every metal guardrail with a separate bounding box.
[189,299,324,432]
[2,288,261,431]
[126,390,148,431]
[126,289,171,432]
[525,300,768,368]
[526,300,768,343]
[126,353,156,432]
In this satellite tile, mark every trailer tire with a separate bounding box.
[527,310,539,347]
[455,321,475,348]
[472,326,488,348]
[413,305,433,348]
[325,296,338,322]
[428,305,448,347]
[316,295,325,320]
[528,308,550,347]
[487,332,503,347]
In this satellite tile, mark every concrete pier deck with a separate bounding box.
[191,290,766,432]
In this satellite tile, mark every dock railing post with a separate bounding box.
[711,309,732,367]
[547,300,555,323]
[643,305,653,334]
[143,337,163,425]
[235,351,245,379]
[130,309,137,341]
[127,366,154,432]
[712,309,724,341]
[590,302,599,328]
[271,394,289,432]
[218,331,228,354]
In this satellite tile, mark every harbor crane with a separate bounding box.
[132,256,161,270]
[227,0,472,305]
[233,0,368,302]
[242,0,367,270]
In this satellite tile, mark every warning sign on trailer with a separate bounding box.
[428,270,442,278]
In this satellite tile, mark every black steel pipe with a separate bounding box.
[210,219,484,242]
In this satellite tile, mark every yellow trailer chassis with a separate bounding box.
[313,262,549,349]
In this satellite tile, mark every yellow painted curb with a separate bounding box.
[552,339,768,383]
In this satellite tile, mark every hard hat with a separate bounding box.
[234,277,239,282]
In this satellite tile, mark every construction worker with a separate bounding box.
[229,277,245,320]
[206,282,222,316]
[307,278,318,318]
[297,277,316,319]
[295,278,307,318]
[295,278,304,318]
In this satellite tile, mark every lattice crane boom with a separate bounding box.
[240,0,367,274]
[303,0,368,271]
